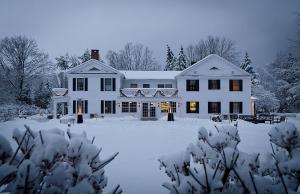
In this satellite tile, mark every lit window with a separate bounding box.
[187,101,199,113]
[230,80,242,91]
[160,102,176,113]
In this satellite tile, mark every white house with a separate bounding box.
[52,50,254,120]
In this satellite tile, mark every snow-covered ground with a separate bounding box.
[0,116,299,194]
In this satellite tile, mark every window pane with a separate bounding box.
[129,102,137,112]
[77,100,84,114]
[105,101,112,113]
[187,80,199,91]
[158,84,164,88]
[160,102,169,113]
[77,78,84,91]
[231,80,242,91]
[171,102,176,113]
[143,84,150,88]
[165,84,172,88]
[189,101,198,113]
[105,78,112,91]
[209,80,220,90]
[208,102,220,113]
[130,84,138,88]
[122,102,129,112]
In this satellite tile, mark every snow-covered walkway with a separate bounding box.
[1,117,297,194]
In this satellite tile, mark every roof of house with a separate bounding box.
[120,71,181,80]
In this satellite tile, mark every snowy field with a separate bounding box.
[0,116,299,194]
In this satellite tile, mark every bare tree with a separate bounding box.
[106,42,161,70]
[186,36,239,66]
[0,36,51,103]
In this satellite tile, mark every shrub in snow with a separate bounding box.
[0,125,122,194]
[0,104,44,122]
[159,122,300,193]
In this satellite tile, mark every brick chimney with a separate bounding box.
[91,49,99,60]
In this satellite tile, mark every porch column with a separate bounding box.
[53,101,57,118]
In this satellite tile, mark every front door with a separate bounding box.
[142,102,156,118]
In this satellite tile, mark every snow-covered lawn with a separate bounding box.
[0,116,299,194]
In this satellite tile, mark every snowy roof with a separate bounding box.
[120,71,181,80]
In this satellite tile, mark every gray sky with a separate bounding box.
[0,0,299,67]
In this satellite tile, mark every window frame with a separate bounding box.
[186,101,199,113]
[208,102,221,114]
[208,80,220,90]
[230,80,243,91]
[143,84,150,88]
[186,80,199,91]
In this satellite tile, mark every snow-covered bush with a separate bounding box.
[159,122,300,193]
[0,125,122,194]
[0,104,48,122]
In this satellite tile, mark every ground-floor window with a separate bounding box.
[230,102,243,113]
[160,101,176,113]
[186,101,199,113]
[208,102,221,114]
[73,100,88,114]
[122,102,137,113]
[101,100,116,114]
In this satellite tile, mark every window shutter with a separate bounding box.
[239,80,243,91]
[239,102,243,113]
[229,80,233,91]
[73,78,76,91]
[100,78,104,91]
[85,78,88,91]
[196,80,199,91]
[218,102,221,113]
[112,78,116,91]
[186,80,190,91]
[208,102,211,113]
[113,101,116,114]
[186,102,190,113]
[73,100,76,114]
[217,80,220,89]
[208,80,212,89]
[84,100,88,113]
[101,100,104,114]
[230,102,233,113]
[196,102,199,113]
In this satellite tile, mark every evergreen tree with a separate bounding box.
[175,46,187,70]
[33,81,51,109]
[79,49,91,63]
[164,45,176,71]
[240,52,257,85]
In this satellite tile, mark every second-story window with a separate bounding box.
[158,84,164,88]
[143,84,150,88]
[100,78,116,91]
[208,80,220,90]
[130,83,138,88]
[186,80,199,91]
[73,78,88,91]
[229,80,243,91]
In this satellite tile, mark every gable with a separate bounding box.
[67,59,122,75]
[177,54,250,77]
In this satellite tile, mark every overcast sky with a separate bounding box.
[0,0,299,67]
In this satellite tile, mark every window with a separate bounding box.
[165,84,173,88]
[73,78,88,91]
[130,83,138,88]
[230,80,243,91]
[101,100,116,114]
[160,102,176,113]
[186,101,199,113]
[230,102,243,113]
[72,100,88,114]
[186,80,199,91]
[122,102,137,113]
[208,102,221,114]
[157,84,173,88]
[158,84,164,88]
[143,84,150,88]
[100,78,116,91]
[208,80,220,90]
